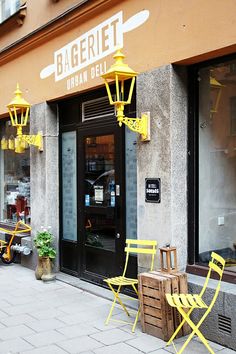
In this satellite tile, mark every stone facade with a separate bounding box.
[21,102,59,271]
[136,65,187,271]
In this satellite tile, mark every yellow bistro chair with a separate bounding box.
[166,252,225,354]
[104,239,157,332]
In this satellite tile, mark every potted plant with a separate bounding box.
[34,227,56,281]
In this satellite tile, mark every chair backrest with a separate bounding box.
[122,239,157,277]
[199,252,225,309]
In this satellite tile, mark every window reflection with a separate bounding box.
[0,121,30,224]
[84,135,115,207]
[84,134,115,251]
[198,60,236,271]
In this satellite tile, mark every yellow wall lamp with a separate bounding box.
[101,49,150,141]
[1,84,43,153]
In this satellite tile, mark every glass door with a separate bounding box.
[78,127,125,284]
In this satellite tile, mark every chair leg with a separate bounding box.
[131,283,140,332]
[176,307,215,354]
[105,284,130,325]
[167,307,194,346]
[132,305,140,333]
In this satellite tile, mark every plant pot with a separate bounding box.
[35,256,56,281]
[35,256,44,280]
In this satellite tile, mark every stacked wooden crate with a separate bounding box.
[138,271,190,341]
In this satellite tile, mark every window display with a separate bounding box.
[198,59,236,271]
[0,121,30,224]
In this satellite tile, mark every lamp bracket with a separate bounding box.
[20,132,43,151]
[118,112,150,141]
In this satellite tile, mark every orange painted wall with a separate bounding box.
[1,0,236,115]
[0,0,88,49]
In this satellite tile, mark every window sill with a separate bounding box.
[0,4,27,28]
[187,264,236,284]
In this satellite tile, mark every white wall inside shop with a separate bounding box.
[199,68,236,255]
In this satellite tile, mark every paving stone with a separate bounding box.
[126,333,166,353]
[57,323,99,338]
[93,342,143,354]
[0,309,10,319]
[0,324,35,340]
[148,350,170,354]
[59,309,102,325]
[90,328,134,345]
[23,329,66,347]
[6,295,36,306]
[26,318,65,332]
[92,318,125,331]
[218,349,236,354]
[0,314,36,327]
[30,308,67,320]
[57,335,103,353]
[164,339,222,353]
[193,336,226,350]
[21,344,68,354]
[2,301,52,316]
[0,337,33,353]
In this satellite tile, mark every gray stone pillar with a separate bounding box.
[137,65,187,270]
[21,102,59,271]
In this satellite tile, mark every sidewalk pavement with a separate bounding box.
[0,264,234,354]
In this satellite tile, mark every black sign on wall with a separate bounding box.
[145,178,161,203]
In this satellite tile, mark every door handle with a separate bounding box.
[116,233,120,239]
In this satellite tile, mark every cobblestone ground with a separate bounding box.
[0,264,233,354]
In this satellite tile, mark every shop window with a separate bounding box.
[197,58,236,272]
[0,0,21,24]
[0,121,30,224]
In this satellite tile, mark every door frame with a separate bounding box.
[77,123,126,285]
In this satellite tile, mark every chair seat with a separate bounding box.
[166,293,208,309]
[104,276,138,286]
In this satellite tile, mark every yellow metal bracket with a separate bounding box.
[118,112,150,142]
[16,126,43,151]
[20,133,43,151]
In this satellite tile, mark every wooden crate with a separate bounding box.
[138,272,175,341]
[151,271,191,336]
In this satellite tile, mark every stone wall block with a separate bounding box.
[137,66,172,252]
[22,102,59,270]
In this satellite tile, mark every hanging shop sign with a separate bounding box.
[145,178,161,203]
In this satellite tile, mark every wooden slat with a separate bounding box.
[141,276,162,289]
[143,305,162,318]
[142,286,161,298]
[144,314,162,327]
[143,296,161,308]
[151,271,182,338]
[139,272,175,341]
[145,323,169,341]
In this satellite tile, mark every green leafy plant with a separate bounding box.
[34,227,56,259]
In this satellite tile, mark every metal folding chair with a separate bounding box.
[166,252,225,354]
[104,239,157,332]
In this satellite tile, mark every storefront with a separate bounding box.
[59,87,137,284]
[188,56,236,279]
[1,0,236,348]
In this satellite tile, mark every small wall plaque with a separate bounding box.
[145,178,161,203]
